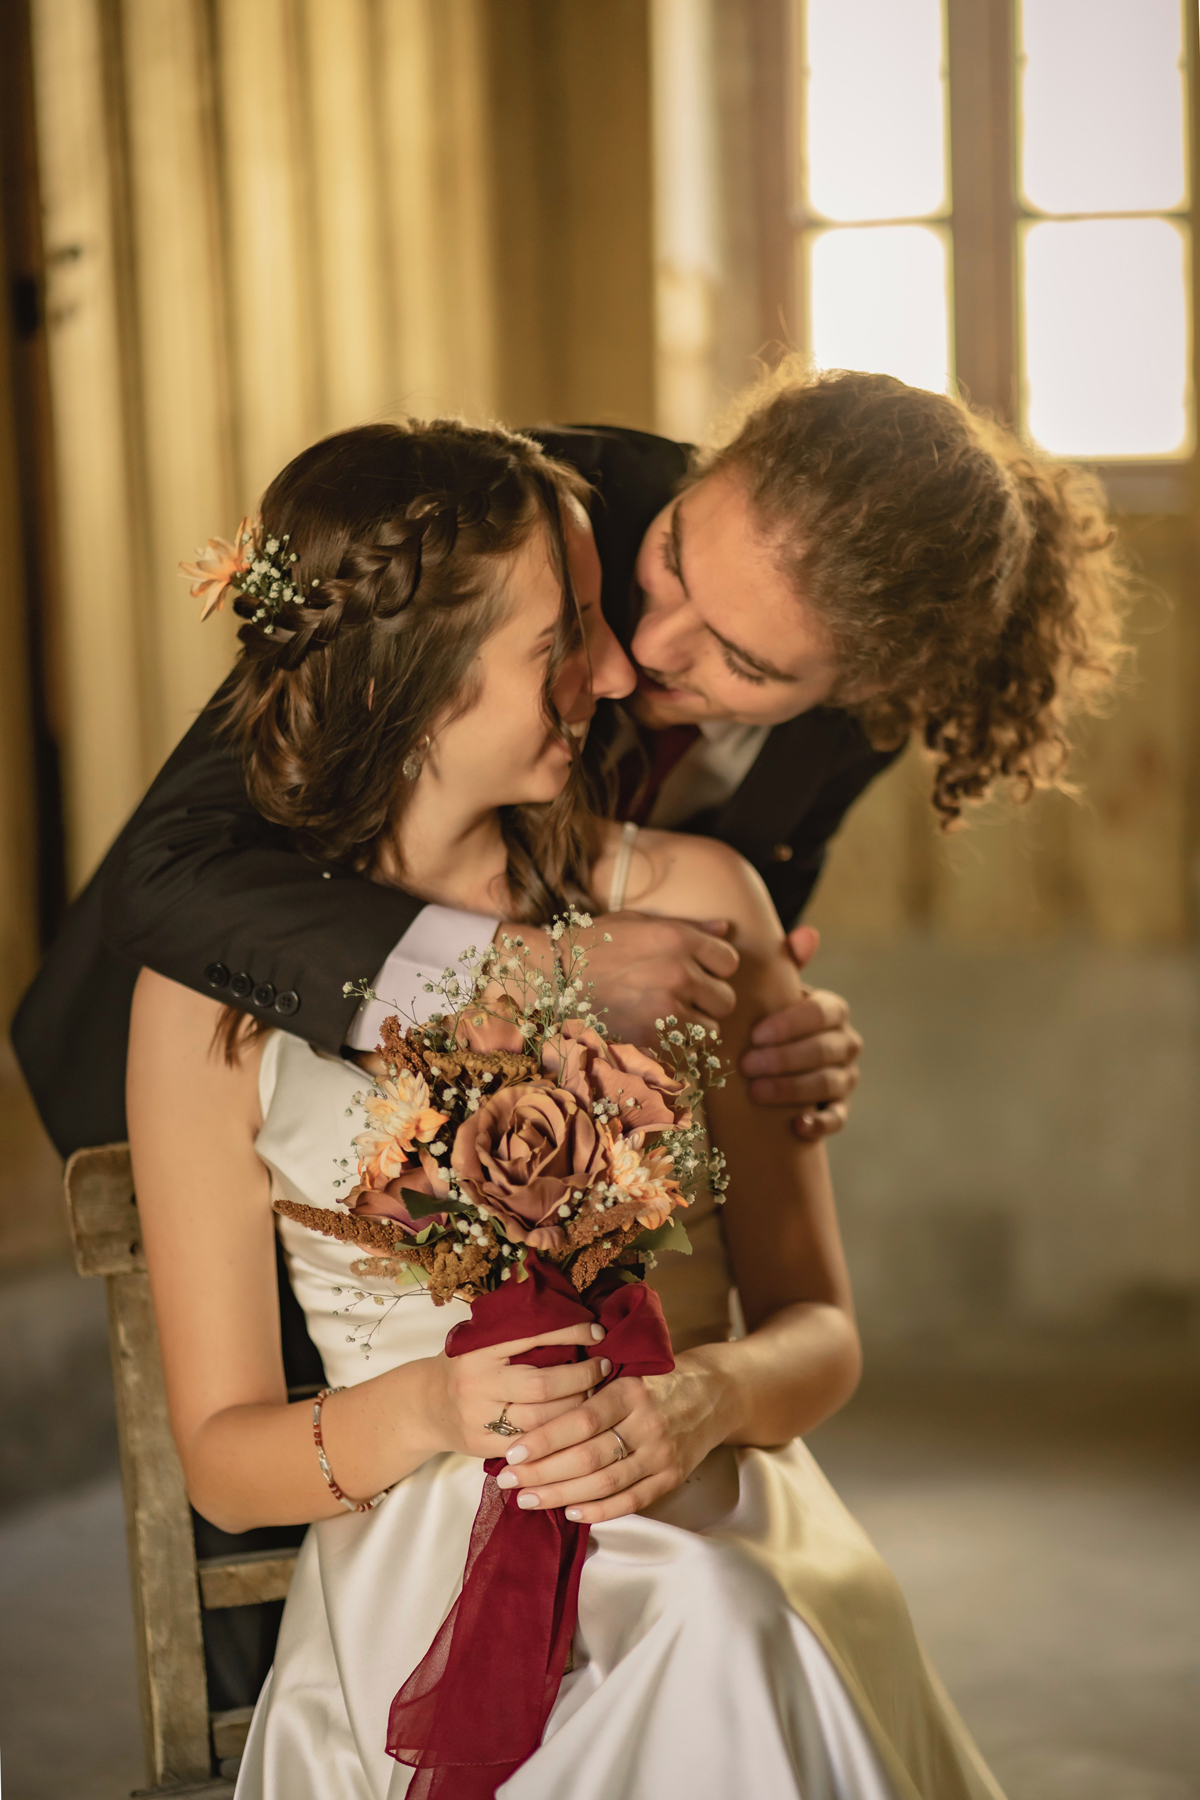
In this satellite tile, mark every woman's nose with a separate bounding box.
[588,617,636,702]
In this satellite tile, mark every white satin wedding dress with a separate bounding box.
[234,1028,1004,1800]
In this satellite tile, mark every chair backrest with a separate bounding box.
[64,1143,298,1795]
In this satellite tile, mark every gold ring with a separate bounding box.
[485,1405,521,1438]
[610,1428,630,1461]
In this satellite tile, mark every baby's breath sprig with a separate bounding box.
[650,1012,730,1204]
[237,532,301,634]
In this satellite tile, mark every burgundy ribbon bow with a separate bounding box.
[387,1255,674,1799]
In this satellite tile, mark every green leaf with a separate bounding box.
[629,1216,692,1258]
[398,1187,466,1220]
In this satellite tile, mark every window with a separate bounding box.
[799,0,953,396]
[791,0,1194,462]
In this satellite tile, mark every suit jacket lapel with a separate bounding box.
[699,709,864,859]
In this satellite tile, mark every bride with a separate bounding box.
[127,418,1003,1800]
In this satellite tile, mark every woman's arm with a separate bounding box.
[491,833,862,1521]
[127,970,605,1534]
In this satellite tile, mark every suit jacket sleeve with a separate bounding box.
[100,686,424,1051]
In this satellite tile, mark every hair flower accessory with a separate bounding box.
[178,517,302,632]
[178,517,254,621]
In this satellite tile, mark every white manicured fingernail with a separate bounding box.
[565,1508,583,1522]
[506,1444,529,1465]
[590,1324,605,1341]
[517,1491,540,1509]
[600,1358,612,1376]
[496,1470,518,1488]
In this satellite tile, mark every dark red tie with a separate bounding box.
[614,724,701,825]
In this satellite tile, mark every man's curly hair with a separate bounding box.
[697,364,1131,825]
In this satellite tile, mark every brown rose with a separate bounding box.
[348,1148,450,1237]
[540,1020,691,1134]
[450,1081,612,1252]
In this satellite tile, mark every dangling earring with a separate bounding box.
[402,734,430,781]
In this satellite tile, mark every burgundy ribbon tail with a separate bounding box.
[386,1259,674,1799]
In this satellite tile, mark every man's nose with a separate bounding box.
[631,591,690,674]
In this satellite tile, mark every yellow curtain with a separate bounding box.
[31,0,500,890]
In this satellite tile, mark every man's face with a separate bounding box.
[629,471,838,729]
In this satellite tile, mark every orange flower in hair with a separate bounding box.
[179,517,254,620]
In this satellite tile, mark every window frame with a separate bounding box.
[775,0,1200,514]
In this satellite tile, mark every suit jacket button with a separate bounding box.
[274,990,300,1017]
[229,971,253,998]
[205,962,230,990]
[771,843,794,863]
[252,981,276,1008]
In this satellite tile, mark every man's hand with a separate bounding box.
[574,911,739,1042]
[739,926,862,1142]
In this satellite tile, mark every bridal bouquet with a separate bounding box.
[275,913,728,1800]
[274,909,725,1304]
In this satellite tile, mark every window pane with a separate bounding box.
[1023,218,1190,457]
[807,225,952,394]
[1020,0,1187,215]
[803,0,947,222]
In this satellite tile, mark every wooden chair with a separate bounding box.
[65,1144,301,1797]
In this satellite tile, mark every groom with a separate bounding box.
[12,416,896,1163]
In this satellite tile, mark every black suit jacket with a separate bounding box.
[11,425,896,1159]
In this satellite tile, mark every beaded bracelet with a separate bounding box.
[312,1386,390,1513]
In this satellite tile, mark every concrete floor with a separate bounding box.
[810,1374,1200,1800]
[0,1375,1196,1800]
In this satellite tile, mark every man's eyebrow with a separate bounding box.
[669,501,690,599]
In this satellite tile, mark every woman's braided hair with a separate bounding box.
[216,420,600,1055]
[699,364,1131,825]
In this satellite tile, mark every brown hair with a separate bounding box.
[698,363,1130,824]
[215,418,600,1057]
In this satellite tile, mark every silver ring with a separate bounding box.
[485,1405,521,1439]
[610,1428,630,1461]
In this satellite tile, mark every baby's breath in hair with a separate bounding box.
[233,533,301,634]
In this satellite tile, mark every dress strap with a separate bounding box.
[607,820,640,912]
[256,1028,283,1125]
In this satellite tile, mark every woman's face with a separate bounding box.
[424,510,634,812]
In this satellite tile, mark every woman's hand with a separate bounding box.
[490,1354,739,1523]
[425,1321,610,1463]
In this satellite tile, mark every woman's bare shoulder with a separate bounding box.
[621,829,782,945]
